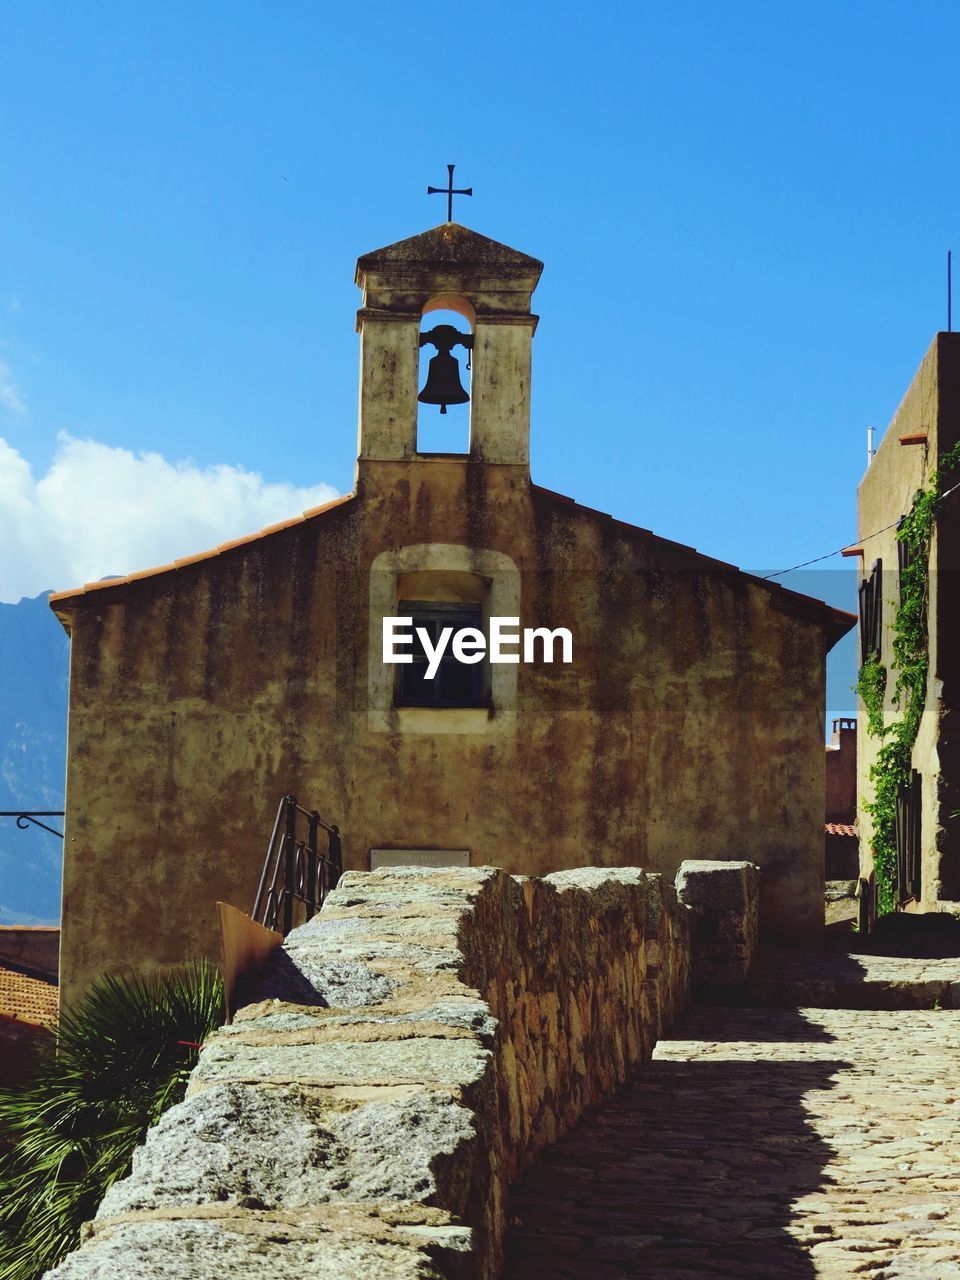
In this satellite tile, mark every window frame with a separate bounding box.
[367,543,520,737]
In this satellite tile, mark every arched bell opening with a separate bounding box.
[416,298,475,455]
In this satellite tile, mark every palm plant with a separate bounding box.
[0,962,224,1280]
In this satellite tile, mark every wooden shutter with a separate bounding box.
[859,559,883,663]
[896,517,914,604]
[895,769,922,903]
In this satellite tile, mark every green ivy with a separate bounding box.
[856,655,887,738]
[859,440,960,915]
[867,730,913,916]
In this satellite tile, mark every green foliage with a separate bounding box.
[856,655,887,738]
[860,440,960,914]
[867,730,913,916]
[0,962,223,1280]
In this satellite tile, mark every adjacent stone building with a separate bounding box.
[0,925,59,1083]
[856,332,960,913]
[51,222,853,1001]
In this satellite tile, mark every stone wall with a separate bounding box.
[48,861,755,1280]
[458,866,692,1208]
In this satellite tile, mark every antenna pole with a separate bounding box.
[867,425,875,468]
[949,250,953,333]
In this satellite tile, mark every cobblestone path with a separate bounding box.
[504,1005,960,1279]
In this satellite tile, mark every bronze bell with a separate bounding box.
[418,324,473,414]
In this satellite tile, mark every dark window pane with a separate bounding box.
[408,622,433,660]
[394,601,485,708]
[438,658,479,705]
[397,660,432,704]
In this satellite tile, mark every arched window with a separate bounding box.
[416,296,475,454]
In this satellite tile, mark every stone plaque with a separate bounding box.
[369,848,470,869]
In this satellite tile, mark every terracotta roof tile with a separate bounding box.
[0,964,58,1026]
[49,493,355,607]
[825,822,857,838]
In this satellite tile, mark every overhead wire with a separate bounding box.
[761,478,960,581]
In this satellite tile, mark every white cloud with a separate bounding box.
[0,362,26,416]
[0,433,340,603]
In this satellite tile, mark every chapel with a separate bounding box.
[51,219,854,1001]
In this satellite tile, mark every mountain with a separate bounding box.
[0,592,69,923]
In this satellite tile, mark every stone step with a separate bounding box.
[708,946,960,1010]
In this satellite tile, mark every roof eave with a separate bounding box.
[48,492,355,614]
[531,484,857,644]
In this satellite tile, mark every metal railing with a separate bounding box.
[0,811,64,838]
[251,795,342,935]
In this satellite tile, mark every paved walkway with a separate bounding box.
[503,1004,960,1278]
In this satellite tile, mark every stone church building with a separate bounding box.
[51,222,853,1001]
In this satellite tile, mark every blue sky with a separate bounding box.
[2,2,959,717]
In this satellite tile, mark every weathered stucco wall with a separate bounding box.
[54,457,844,1001]
[856,332,960,907]
[45,861,757,1280]
[0,925,59,979]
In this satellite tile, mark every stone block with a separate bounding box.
[675,860,760,987]
[47,1217,461,1280]
[675,860,758,913]
[191,1032,492,1092]
[99,1082,480,1220]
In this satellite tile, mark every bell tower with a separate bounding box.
[354,223,543,468]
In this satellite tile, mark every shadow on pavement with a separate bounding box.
[667,1005,838,1044]
[504,1008,846,1280]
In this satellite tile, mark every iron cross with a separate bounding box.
[427,164,472,222]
